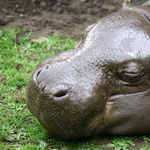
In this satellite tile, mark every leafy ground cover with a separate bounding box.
[0,28,150,150]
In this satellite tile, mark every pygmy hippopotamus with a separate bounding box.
[27,5,150,140]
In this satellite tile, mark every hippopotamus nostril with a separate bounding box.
[53,89,68,97]
[33,68,43,82]
[33,65,50,82]
[36,70,42,77]
[51,85,69,98]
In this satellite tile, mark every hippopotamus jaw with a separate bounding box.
[104,89,150,134]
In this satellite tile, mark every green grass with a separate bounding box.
[0,28,150,150]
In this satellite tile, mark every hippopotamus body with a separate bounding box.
[27,5,150,140]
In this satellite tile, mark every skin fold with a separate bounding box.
[27,5,150,140]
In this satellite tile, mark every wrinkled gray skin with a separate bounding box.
[27,6,150,140]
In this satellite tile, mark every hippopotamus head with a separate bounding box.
[27,6,150,140]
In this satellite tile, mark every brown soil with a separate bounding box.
[0,0,147,40]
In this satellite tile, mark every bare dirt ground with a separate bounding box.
[0,0,147,40]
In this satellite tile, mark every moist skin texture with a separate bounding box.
[27,5,150,140]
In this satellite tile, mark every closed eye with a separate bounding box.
[117,62,143,84]
[118,72,142,84]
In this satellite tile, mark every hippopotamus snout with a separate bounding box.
[33,65,69,99]
[28,58,106,139]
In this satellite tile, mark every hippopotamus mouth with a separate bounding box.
[27,5,150,140]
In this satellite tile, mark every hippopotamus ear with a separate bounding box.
[142,0,150,7]
[123,0,150,7]
[122,1,150,23]
[136,6,150,22]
